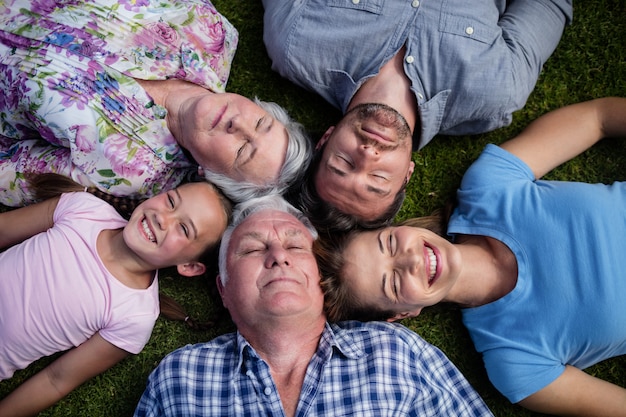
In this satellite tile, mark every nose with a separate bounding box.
[154,211,172,231]
[397,249,420,275]
[359,143,380,158]
[264,244,291,268]
[227,115,253,137]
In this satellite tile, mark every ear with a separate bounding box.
[387,309,421,322]
[405,161,415,184]
[315,126,335,150]
[216,275,229,308]
[176,262,206,277]
[216,275,225,297]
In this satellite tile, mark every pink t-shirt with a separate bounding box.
[0,192,159,380]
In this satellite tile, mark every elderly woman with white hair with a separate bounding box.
[0,0,311,206]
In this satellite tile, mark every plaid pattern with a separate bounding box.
[134,321,492,416]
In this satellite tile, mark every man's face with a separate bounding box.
[314,104,415,222]
[218,210,324,328]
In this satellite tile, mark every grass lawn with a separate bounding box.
[1,1,625,415]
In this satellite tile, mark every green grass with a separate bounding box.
[2,1,625,415]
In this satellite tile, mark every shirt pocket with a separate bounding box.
[327,0,384,14]
[438,0,501,45]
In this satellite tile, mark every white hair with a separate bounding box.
[218,195,318,285]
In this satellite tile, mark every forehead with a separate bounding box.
[230,210,313,244]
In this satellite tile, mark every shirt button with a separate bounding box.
[264,387,272,395]
[411,0,420,7]
[405,55,415,64]
[465,26,474,35]
[417,93,424,100]
[352,0,360,3]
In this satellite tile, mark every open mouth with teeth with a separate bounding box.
[425,246,437,286]
[141,217,156,243]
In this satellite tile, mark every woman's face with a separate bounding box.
[180,93,289,184]
[341,225,462,319]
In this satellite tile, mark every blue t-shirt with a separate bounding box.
[450,144,626,403]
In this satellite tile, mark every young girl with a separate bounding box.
[316,98,626,417]
[0,177,231,416]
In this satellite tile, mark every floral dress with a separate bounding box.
[0,0,238,206]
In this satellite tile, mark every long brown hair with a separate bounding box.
[27,173,232,330]
[29,173,143,219]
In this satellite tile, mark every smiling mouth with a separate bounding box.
[425,246,437,286]
[141,217,156,243]
[361,123,399,148]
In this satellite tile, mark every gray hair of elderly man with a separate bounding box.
[203,99,312,203]
[218,194,318,286]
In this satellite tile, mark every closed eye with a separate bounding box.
[180,223,189,238]
[237,142,247,159]
[339,155,353,168]
[392,270,399,299]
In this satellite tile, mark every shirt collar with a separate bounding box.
[234,322,366,369]
[322,322,365,360]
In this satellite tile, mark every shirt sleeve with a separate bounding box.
[99,312,157,355]
[389,324,493,416]
[412,340,494,416]
[482,347,565,403]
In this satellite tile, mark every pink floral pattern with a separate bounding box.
[0,0,238,206]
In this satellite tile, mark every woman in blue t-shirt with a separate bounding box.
[316,97,626,417]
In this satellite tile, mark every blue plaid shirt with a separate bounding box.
[134,321,493,416]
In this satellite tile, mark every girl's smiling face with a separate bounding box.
[124,182,228,269]
[341,225,462,319]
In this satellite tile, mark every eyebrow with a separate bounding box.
[326,161,347,177]
[382,273,388,298]
[176,188,198,240]
[241,231,264,241]
[326,159,391,197]
[366,184,390,197]
[285,228,306,239]
[238,228,308,247]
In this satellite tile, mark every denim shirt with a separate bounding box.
[263,0,571,149]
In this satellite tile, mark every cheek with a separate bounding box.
[190,137,230,168]
[227,260,258,284]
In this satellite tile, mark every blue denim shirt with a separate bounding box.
[263,0,572,149]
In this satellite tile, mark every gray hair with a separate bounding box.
[218,194,318,285]
[203,98,312,203]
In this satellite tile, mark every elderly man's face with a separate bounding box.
[218,210,324,327]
